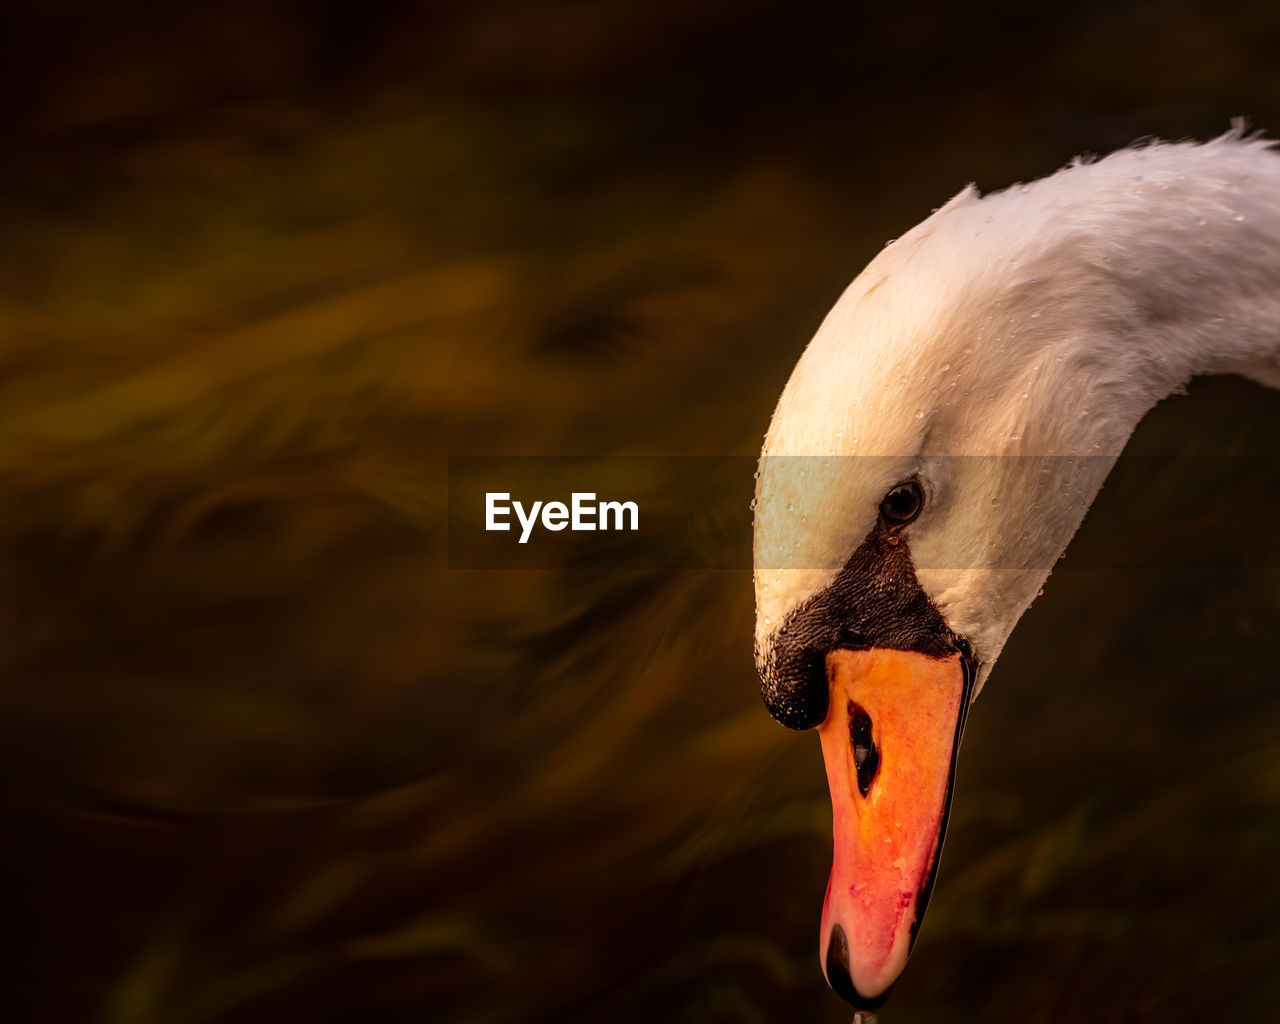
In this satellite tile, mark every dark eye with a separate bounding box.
[880,480,923,527]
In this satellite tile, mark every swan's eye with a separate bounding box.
[880,480,923,527]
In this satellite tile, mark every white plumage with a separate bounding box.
[754,127,1280,695]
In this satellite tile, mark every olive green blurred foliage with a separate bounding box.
[1,1,1279,1022]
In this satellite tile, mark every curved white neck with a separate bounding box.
[915,135,1280,461]
[917,136,1280,688]
[755,132,1280,696]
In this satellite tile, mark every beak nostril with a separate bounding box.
[848,701,879,797]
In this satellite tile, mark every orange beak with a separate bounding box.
[818,647,970,1005]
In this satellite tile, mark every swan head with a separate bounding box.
[752,170,1153,1006]
[754,129,1280,1008]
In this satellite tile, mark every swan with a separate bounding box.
[751,126,1280,1009]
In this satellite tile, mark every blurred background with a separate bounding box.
[1,1,1279,1021]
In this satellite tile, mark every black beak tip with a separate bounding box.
[825,925,893,1010]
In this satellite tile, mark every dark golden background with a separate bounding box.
[2,1,1279,1021]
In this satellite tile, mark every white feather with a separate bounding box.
[754,127,1280,696]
